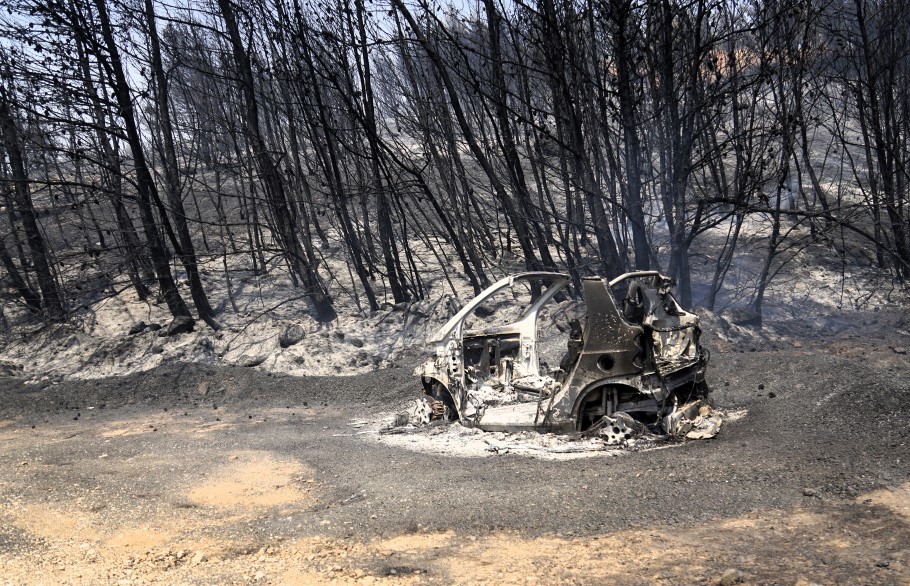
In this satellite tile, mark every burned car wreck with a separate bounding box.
[413,271,720,443]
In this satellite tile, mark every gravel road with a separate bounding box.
[0,333,908,585]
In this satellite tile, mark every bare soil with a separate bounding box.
[1,328,909,585]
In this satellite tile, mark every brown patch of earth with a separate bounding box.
[268,493,910,585]
[0,353,906,585]
[1,488,908,584]
[187,451,316,509]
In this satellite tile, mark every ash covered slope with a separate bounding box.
[0,216,907,386]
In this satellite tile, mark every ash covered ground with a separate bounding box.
[0,307,908,584]
[1,228,910,584]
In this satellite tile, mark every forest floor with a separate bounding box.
[0,321,909,585]
[1,222,909,584]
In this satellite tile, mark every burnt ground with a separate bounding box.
[0,331,909,585]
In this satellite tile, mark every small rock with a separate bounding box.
[725,307,762,328]
[768,391,776,398]
[758,383,765,390]
[802,487,817,497]
[876,560,890,568]
[191,552,206,565]
[279,323,307,348]
[127,322,147,336]
[163,316,195,337]
[238,354,268,367]
[718,568,744,585]
[198,382,210,396]
[893,347,907,355]
[0,360,23,377]
[349,338,364,348]
[794,579,822,586]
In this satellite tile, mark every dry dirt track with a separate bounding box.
[1,333,909,585]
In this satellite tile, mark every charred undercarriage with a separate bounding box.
[413,271,719,443]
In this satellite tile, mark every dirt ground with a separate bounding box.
[1,329,909,585]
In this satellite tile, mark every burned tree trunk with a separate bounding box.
[291,9,379,311]
[217,0,336,322]
[538,0,624,278]
[92,0,191,319]
[0,225,42,314]
[350,0,412,303]
[392,0,553,275]
[0,89,65,320]
[608,0,650,270]
[73,33,152,301]
[144,0,219,329]
[482,0,558,272]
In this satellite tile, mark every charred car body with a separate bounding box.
[414,271,711,437]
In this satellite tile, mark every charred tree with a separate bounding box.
[605,0,651,270]
[482,0,559,272]
[216,0,336,321]
[391,0,552,275]
[91,0,192,319]
[144,0,219,329]
[537,0,624,278]
[0,87,65,320]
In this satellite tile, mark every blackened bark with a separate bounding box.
[144,0,219,329]
[0,233,42,314]
[608,0,650,270]
[73,33,152,300]
[217,0,336,321]
[392,0,550,274]
[482,0,558,270]
[854,0,910,277]
[92,0,191,319]
[351,0,411,302]
[293,15,379,311]
[0,91,65,320]
[539,0,624,278]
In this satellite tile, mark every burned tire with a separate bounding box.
[682,379,711,404]
[428,381,458,421]
[576,386,616,431]
[694,380,713,406]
